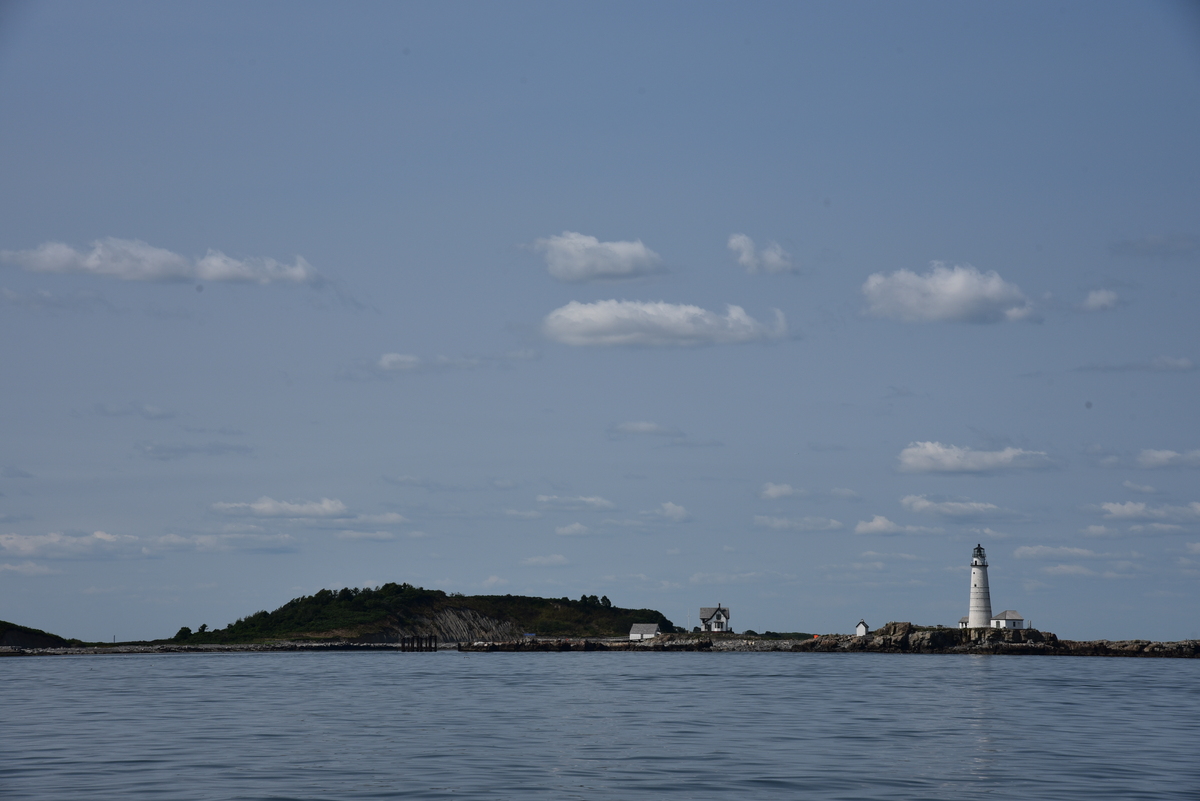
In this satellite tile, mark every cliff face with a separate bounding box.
[342,607,519,644]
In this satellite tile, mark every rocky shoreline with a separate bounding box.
[4,622,1198,658]
[458,622,1200,657]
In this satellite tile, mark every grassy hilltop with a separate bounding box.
[171,584,677,644]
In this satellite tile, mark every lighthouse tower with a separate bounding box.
[967,544,992,628]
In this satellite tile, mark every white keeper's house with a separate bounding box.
[699,605,731,633]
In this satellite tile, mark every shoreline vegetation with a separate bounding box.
[4,588,1198,658]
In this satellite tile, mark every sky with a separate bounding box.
[1,1,1198,643]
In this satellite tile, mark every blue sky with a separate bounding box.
[2,1,1198,642]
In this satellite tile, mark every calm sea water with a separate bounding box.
[2,651,1197,800]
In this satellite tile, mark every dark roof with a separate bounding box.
[629,623,660,635]
[958,616,970,623]
[991,610,1024,620]
[699,606,729,621]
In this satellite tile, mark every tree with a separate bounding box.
[198,624,208,633]
[174,626,192,641]
[600,595,611,608]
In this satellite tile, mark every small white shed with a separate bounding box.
[629,623,661,641]
[990,610,1026,630]
[855,620,869,637]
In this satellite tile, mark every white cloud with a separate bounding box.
[727,234,794,274]
[0,530,140,559]
[1015,545,1098,559]
[754,515,844,531]
[536,495,614,511]
[643,502,689,522]
[523,554,568,566]
[504,509,542,519]
[1137,449,1200,468]
[613,421,683,437]
[1043,564,1096,576]
[555,522,589,536]
[1151,356,1195,371]
[862,262,1032,323]
[543,300,786,346]
[1185,543,1200,555]
[1,238,318,285]
[153,532,297,553]
[136,442,252,461]
[853,516,942,535]
[355,512,408,525]
[1122,480,1157,494]
[1082,289,1118,311]
[760,482,804,500]
[829,487,859,499]
[334,530,395,541]
[378,353,422,371]
[1098,501,1200,521]
[1,561,59,575]
[481,575,508,588]
[898,441,1049,473]
[213,496,350,518]
[900,495,1002,518]
[1082,525,1119,537]
[533,231,663,282]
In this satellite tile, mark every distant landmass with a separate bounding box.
[0,620,80,649]
[164,584,677,645]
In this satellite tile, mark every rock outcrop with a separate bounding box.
[348,607,519,644]
[777,623,1199,657]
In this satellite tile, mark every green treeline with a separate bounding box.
[171,584,677,643]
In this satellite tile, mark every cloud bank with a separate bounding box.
[853,516,942,535]
[544,300,786,346]
[2,238,319,285]
[533,232,663,282]
[1137,449,1200,469]
[727,234,794,274]
[213,496,350,518]
[0,530,140,559]
[898,441,1050,473]
[862,263,1032,323]
[900,495,1003,518]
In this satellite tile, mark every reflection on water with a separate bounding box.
[2,652,1197,800]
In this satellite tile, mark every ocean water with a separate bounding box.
[2,651,1197,800]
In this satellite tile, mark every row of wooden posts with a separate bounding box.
[399,635,437,652]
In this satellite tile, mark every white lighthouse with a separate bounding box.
[967,543,992,628]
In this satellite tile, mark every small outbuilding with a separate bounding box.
[629,623,661,641]
[855,619,869,637]
[990,610,1026,630]
[958,616,969,629]
[699,605,731,633]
